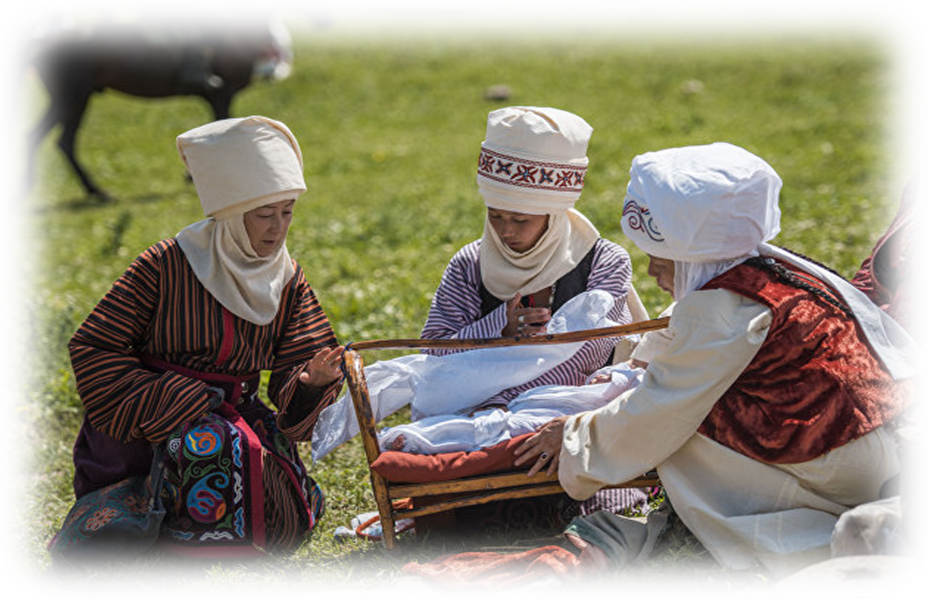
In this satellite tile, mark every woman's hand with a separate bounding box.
[501,293,551,337]
[513,416,568,477]
[299,345,345,387]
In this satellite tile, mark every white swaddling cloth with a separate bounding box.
[378,363,644,454]
[311,290,626,462]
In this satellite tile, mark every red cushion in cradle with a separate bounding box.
[370,433,534,483]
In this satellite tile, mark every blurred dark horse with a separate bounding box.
[28,22,293,200]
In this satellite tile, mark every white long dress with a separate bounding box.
[558,288,901,576]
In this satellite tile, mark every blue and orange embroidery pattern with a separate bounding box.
[184,425,227,528]
[158,402,320,553]
[163,413,247,546]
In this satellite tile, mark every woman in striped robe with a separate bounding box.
[420,107,649,518]
[65,117,343,556]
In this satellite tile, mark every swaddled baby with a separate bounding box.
[381,361,646,454]
[379,306,680,455]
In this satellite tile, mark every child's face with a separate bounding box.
[487,208,549,253]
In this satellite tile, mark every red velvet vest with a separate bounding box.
[697,260,902,464]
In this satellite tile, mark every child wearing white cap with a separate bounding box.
[422,106,641,408]
[419,106,649,516]
[57,116,344,559]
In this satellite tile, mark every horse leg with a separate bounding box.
[206,89,234,121]
[26,105,62,192]
[57,94,110,201]
[59,124,108,200]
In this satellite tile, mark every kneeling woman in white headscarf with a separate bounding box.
[61,117,344,557]
[515,142,918,576]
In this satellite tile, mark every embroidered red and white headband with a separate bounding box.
[476,106,592,214]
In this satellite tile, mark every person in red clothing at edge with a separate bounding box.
[515,142,920,577]
[64,116,344,556]
[851,173,928,350]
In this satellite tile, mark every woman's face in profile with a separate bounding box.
[487,208,549,253]
[243,198,296,257]
[647,254,675,297]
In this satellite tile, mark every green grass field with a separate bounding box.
[21,29,899,586]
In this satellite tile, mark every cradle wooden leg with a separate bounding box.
[344,348,399,549]
[371,472,397,549]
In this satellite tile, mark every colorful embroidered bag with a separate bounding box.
[48,446,166,565]
[159,400,321,556]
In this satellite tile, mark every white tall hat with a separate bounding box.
[476,106,593,214]
[621,142,782,262]
[177,115,306,218]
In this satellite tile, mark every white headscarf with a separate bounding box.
[476,106,600,299]
[175,116,306,325]
[621,142,920,380]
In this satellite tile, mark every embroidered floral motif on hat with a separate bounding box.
[478,147,586,194]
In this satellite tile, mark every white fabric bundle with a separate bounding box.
[311,290,625,462]
[831,496,905,557]
[378,363,643,455]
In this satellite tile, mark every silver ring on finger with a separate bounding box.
[518,315,525,324]
[540,452,549,461]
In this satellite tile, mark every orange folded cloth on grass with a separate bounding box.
[403,546,597,592]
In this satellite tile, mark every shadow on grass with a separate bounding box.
[38,509,769,595]
[308,500,767,592]
[31,191,171,214]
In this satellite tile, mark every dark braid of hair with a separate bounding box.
[775,246,848,280]
[744,256,853,316]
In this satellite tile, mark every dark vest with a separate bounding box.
[698,260,901,464]
[478,242,598,318]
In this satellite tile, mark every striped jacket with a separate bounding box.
[69,238,342,448]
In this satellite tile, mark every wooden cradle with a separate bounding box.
[342,317,669,549]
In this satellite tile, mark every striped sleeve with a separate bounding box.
[269,265,343,441]
[420,241,508,354]
[68,242,211,443]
